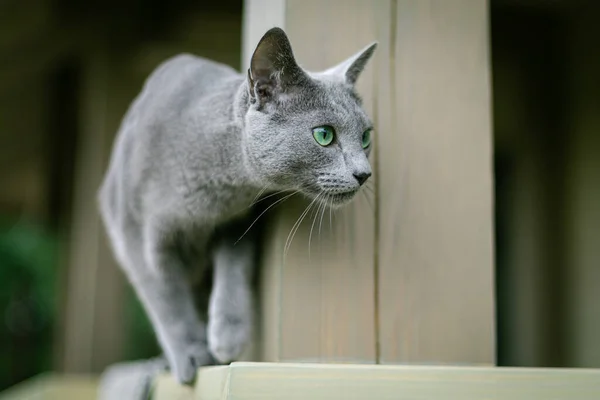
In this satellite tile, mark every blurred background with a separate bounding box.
[0,0,598,392]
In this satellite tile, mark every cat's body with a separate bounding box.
[100,55,258,383]
[102,55,255,229]
[99,27,376,386]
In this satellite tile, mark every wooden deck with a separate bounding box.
[4,363,599,400]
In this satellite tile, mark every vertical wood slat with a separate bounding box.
[377,0,495,364]
[244,0,385,363]
[279,0,382,364]
[566,7,600,367]
[61,46,127,373]
[245,0,495,365]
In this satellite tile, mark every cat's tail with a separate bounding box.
[98,356,168,400]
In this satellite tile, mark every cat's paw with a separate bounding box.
[167,341,215,384]
[208,314,251,364]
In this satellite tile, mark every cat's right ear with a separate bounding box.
[248,27,307,106]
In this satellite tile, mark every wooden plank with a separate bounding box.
[565,6,600,367]
[152,362,600,400]
[0,374,97,400]
[244,0,383,363]
[377,0,495,364]
[60,44,127,373]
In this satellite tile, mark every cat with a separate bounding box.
[98,27,377,385]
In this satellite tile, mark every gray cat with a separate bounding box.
[98,27,376,386]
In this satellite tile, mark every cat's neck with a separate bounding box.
[233,80,251,127]
[231,79,267,189]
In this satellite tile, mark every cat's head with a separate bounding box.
[243,27,376,208]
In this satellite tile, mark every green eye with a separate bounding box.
[362,129,372,149]
[312,126,335,146]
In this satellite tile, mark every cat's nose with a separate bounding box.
[353,171,371,186]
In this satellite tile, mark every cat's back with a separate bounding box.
[150,54,239,91]
[100,54,242,224]
[139,53,240,116]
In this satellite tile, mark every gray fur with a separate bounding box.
[98,27,376,386]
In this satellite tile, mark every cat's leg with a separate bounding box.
[122,222,213,384]
[207,221,256,363]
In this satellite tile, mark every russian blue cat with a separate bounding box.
[98,27,376,388]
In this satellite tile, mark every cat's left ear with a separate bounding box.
[248,27,308,106]
[323,42,378,85]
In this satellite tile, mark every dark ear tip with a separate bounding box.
[252,27,291,63]
[262,27,289,42]
[265,27,286,35]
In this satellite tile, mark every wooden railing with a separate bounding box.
[0,373,96,400]
[2,364,600,400]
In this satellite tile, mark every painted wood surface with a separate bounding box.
[154,362,600,400]
[244,0,494,364]
[0,374,97,400]
[244,0,381,363]
[376,0,495,364]
[2,364,599,400]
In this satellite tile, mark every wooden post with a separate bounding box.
[244,0,495,365]
[376,0,495,364]
[565,5,600,367]
[60,45,127,373]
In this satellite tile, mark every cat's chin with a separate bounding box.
[308,189,358,209]
[329,191,358,207]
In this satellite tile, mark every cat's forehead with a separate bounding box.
[278,78,370,127]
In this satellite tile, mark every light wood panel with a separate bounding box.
[565,6,600,367]
[61,45,127,373]
[377,0,495,364]
[153,362,600,400]
[0,374,97,400]
[245,0,495,365]
[244,0,384,363]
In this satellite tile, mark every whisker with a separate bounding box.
[285,202,312,258]
[248,188,289,208]
[318,194,327,240]
[284,201,312,257]
[363,185,375,197]
[284,194,320,258]
[236,191,297,244]
[362,190,374,214]
[250,184,270,205]
[308,193,325,260]
[329,195,333,232]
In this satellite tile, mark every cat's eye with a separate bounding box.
[312,126,335,146]
[362,129,372,149]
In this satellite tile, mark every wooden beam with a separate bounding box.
[565,5,600,367]
[153,362,600,400]
[376,0,495,364]
[244,0,381,363]
[3,363,600,400]
[0,374,97,400]
[60,43,128,374]
[245,0,495,365]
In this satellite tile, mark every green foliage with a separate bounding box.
[0,217,59,390]
[0,218,58,322]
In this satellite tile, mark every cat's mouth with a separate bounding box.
[299,183,360,208]
[329,190,358,206]
[304,188,358,208]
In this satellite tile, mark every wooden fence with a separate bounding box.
[245,0,495,365]
[2,364,600,400]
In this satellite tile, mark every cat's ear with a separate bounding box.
[323,42,378,85]
[248,27,307,105]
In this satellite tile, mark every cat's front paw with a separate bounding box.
[167,341,215,384]
[208,314,251,363]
